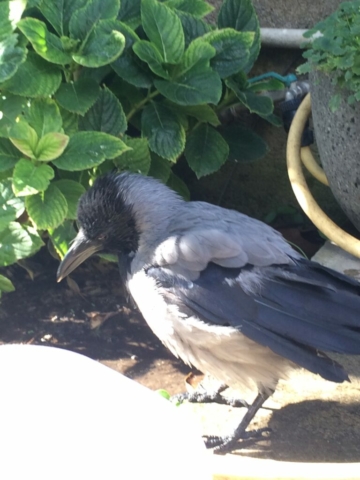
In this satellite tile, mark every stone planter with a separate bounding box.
[310,70,360,232]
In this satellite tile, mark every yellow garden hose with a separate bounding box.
[286,93,360,258]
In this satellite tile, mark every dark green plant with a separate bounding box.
[298,0,360,111]
[0,0,277,296]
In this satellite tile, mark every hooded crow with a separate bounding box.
[57,172,360,453]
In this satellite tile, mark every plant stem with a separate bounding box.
[215,89,237,113]
[126,90,160,122]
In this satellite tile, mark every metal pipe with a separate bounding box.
[261,28,321,48]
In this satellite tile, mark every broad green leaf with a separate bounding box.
[72,19,125,68]
[53,131,131,171]
[218,0,260,72]
[109,77,145,116]
[142,103,185,161]
[203,29,253,78]
[248,78,285,92]
[219,124,267,162]
[48,220,76,259]
[0,2,13,42]
[39,0,87,36]
[154,68,222,105]
[26,183,68,230]
[0,94,25,137]
[24,98,63,138]
[133,40,170,79]
[54,78,99,115]
[185,124,229,177]
[113,137,151,174]
[226,79,273,116]
[168,104,220,126]
[148,152,171,182]
[18,18,72,64]
[141,0,184,63]
[9,119,38,159]
[111,22,152,88]
[0,34,27,83]
[0,179,25,231]
[2,52,62,97]
[177,11,210,47]
[12,159,54,196]
[79,65,112,83]
[79,87,127,135]
[69,0,120,40]
[165,0,213,18]
[0,222,43,266]
[167,171,190,199]
[117,0,141,29]
[59,107,78,136]
[0,138,21,171]
[52,179,85,219]
[35,132,69,161]
[0,274,15,295]
[178,37,216,73]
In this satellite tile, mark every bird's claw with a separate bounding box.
[171,390,249,408]
[204,427,272,454]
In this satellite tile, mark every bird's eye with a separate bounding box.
[98,233,108,241]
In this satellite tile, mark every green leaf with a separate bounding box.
[142,103,185,161]
[17,18,72,64]
[0,274,15,294]
[0,179,25,232]
[9,119,38,159]
[154,69,222,105]
[167,171,190,199]
[177,11,211,47]
[203,29,253,78]
[0,139,21,171]
[0,34,27,83]
[113,137,151,174]
[25,183,68,230]
[0,222,43,267]
[2,52,62,97]
[54,79,99,115]
[185,124,229,177]
[69,0,120,40]
[24,98,63,138]
[0,94,25,138]
[248,78,285,92]
[218,0,260,72]
[178,37,216,73]
[148,152,171,182]
[141,0,184,63]
[133,40,170,79]
[35,132,69,161]
[59,107,78,136]
[79,87,127,135]
[118,0,141,29]
[165,0,213,18]
[0,2,13,42]
[111,22,152,88]
[52,179,85,219]
[12,159,54,196]
[219,124,267,162]
[72,19,126,68]
[168,104,220,126]
[52,131,131,171]
[48,220,76,259]
[226,79,274,116]
[39,0,87,36]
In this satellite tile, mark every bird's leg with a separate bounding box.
[205,389,273,454]
[172,382,249,409]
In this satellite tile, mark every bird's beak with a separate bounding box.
[57,229,102,282]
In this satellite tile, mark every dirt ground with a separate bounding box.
[1,241,360,464]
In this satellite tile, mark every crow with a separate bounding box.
[57,172,360,453]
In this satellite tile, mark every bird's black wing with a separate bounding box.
[146,259,360,383]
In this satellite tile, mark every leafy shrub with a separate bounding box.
[298,0,360,110]
[0,0,275,295]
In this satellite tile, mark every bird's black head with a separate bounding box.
[57,173,139,282]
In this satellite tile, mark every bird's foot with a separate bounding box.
[172,389,249,409]
[204,427,272,454]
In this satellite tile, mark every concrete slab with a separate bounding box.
[312,240,360,281]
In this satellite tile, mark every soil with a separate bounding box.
[1,235,360,464]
